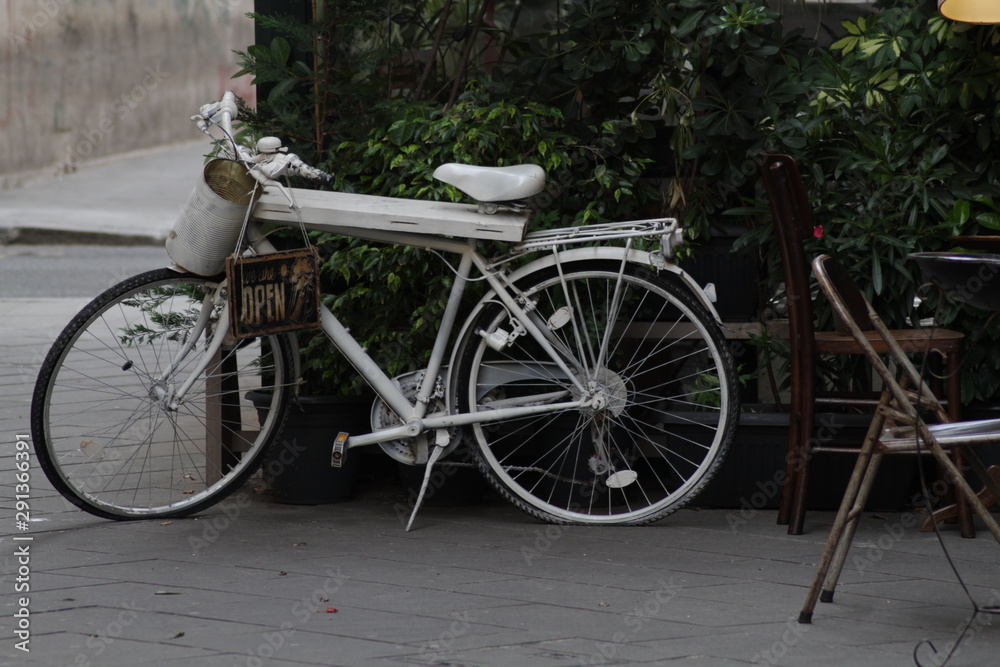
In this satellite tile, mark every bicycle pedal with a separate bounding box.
[331,432,348,468]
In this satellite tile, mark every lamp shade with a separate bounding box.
[939,0,1000,23]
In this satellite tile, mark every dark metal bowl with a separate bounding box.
[908,252,1000,311]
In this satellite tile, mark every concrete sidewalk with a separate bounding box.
[1,145,999,666]
[0,141,206,244]
[2,301,999,667]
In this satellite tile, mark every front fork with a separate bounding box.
[146,280,229,410]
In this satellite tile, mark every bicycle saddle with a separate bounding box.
[432,163,546,203]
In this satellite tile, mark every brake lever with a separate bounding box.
[251,137,334,186]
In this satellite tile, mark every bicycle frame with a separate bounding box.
[243,220,596,450]
[229,200,708,454]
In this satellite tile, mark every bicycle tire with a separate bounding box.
[455,261,738,525]
[31,268,295,519]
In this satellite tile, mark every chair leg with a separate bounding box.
[779,343,816,532]
[922,465,1000,529]
[946,351,976,539]
[785,400,815,535]
[800,392,891,623]
[778,385,806,527]
[919,351,975,538]
[800,441,883,623]
[818,449,885,604]
[777,426,799,526]
[787,447,809,535]
[954,448,975,538]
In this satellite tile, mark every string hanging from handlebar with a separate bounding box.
[232,174,311,257]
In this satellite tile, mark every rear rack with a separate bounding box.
[512,218,681,254]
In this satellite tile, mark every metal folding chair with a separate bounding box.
[799,254,1000,623]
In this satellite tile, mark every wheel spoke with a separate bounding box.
[31,269,293,519]
[459,263,737,525]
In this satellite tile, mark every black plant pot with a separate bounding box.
[251,393,372,505]
[690,408,919,511]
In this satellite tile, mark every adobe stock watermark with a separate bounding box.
[391,455,475,527]
[54,64,170,176]
[408,611,476,666]
[933,254,1000,309]
[69,601,142,667]
[189,436,307,555]
[6,0,71,53]
[579,577,678,666]
[914,589,1000,667]
[243,567,346,667]
[725,414,847,532]
[852,478,952,575]
[750,616,810,665]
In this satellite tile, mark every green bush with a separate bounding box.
[235,5,656,395]
[502,0,819,238]
[236,0,1000,404]
[300,90,657,396]
[736,1,1000,402]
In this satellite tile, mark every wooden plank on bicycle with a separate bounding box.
[253,188,531,242]
[226,247,321,338]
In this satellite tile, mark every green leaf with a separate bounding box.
[871,251,884,295]
[977,212,1000,231]
[675,10,706,38]
[267,78,297,102]
[270,37,291,65]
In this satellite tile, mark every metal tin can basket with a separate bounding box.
[166,159,261,275]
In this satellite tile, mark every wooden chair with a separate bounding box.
[799,254,1000,623]
[759,154,968,535]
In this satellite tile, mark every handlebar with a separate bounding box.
[193,91,334,187]
[219,91,238,125]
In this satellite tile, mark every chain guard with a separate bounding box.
[371,370,459,465]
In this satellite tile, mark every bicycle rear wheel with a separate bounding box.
[31,268,295,519]
[455,261,738,525]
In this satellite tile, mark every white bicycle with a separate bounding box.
[31,92,739,527]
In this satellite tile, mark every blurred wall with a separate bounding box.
[0,0,256,187]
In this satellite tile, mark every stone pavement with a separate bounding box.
[1,146,1000,666]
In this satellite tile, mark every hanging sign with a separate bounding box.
[226,247,321,338]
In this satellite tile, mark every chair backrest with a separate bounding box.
[760,154,813,242]
[760,154,875,336]
[760,155,814,322]
[759,155,817,402]
[812,254,946,421]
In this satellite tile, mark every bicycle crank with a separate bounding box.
[371,369,458,465]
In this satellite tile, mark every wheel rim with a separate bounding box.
[463,268,735,524]
[37,274,290,517]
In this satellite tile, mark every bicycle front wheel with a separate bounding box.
[31,268,296,519]
[456,261,738,525]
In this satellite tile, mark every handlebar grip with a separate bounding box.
[220,91,238,121]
